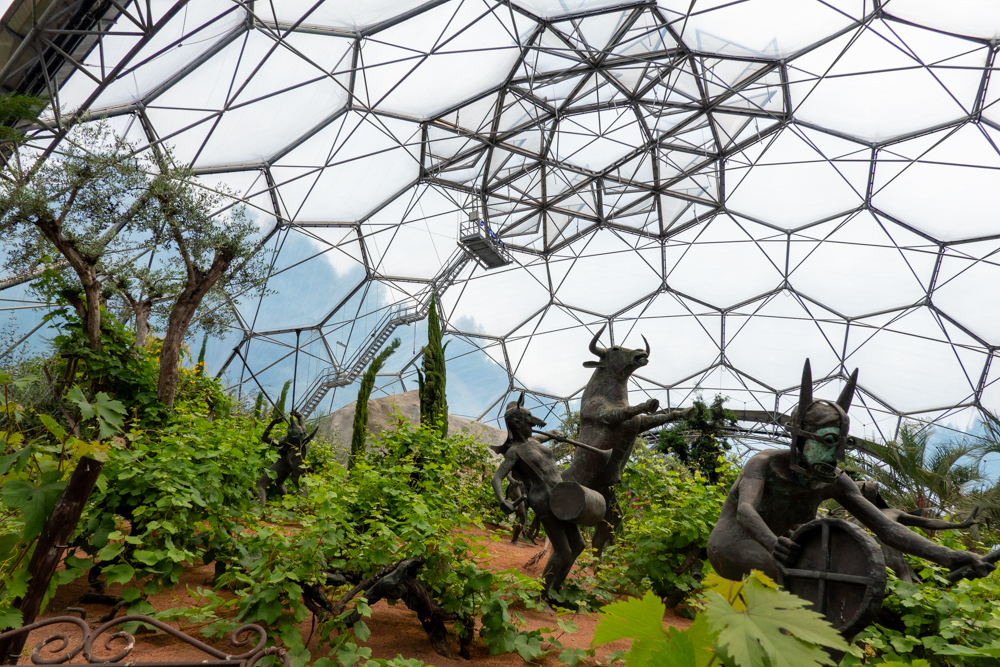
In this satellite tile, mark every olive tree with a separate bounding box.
[144,172,264,407]
[0,124,155,352]
[1,123,270,408]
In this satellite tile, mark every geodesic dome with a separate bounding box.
[2,0,1000,443]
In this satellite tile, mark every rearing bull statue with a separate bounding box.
[563,325,693,551]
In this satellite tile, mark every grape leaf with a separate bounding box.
[704,577,848,667]
[2,479,66,539]
[591,590,667,647]
[0,608,22,631]
[37,413,66,441]
[0,445,31,477]
[66,387,126,438]
[94,393,126,438]
[67,386,95,420]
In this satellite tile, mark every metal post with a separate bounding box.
[292,329,300,410]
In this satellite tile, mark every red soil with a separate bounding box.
[17,526,690,666]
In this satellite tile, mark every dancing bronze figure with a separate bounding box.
[257,411,318,504]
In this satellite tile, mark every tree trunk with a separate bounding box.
[80,278,103,350]
[0,457,103,665]
[33,212,103,351]
[134,299,152,348]
[157,251,232,407]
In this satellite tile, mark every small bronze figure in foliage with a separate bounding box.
[504,473,539,544]
[707,359,994,583]
[491,394,584,597]
[256,410,318,504]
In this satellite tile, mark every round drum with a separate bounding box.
[777,518,886,640]
[550,482,606,526]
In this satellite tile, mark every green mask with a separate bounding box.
[801,426,840,480]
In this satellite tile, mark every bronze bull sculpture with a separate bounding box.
[563,325,692,552]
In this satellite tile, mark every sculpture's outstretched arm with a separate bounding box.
[591,398,674,426]
[261,416,283,445]
[897,506,979,530]
[839,478,989,573]
[635,406,696,434]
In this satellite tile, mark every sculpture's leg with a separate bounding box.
[257,458,290,503]
[290,459,307,498]
[511,500,527,544]
[592,487,621,556]
[255,468,273,504]
[706,528,777,581]
[541,517,584,598]
[525,512,540,542]
[273,457,295,497]
[541,516,570,596]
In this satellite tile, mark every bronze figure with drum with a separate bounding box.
[707,359,996,638]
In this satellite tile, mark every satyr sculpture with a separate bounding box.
[491,394,586,597]
[257,411,318,504]
[562,325,693,551]
[707,359,994,583]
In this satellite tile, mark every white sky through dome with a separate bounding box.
[2,0,1000,446]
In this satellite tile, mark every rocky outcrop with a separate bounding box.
[315,390,506,454]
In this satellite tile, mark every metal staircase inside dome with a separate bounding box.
[297,248,473,418]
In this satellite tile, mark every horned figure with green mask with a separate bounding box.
[707,359,994,587]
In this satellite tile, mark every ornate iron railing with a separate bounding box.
[0,615,288,667]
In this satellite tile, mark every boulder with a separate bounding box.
[316,390,506,454]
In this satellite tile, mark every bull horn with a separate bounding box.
[641,334,650,356]
[798,358,813,418]
[837,367,859,412]
[589,324,608,357]
[517,391,525,407]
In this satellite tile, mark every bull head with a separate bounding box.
[583,324,651,378]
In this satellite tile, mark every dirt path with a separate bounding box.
[18,526,690,666]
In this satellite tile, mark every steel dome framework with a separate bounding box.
[2,0,1000,443]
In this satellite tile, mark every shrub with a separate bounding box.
[599,446,736,604]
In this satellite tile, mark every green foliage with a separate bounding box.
[193,417,546,664]
[47,305,168,425]
[0,372,123,629]
[350,338,400,469]
[76,405,268,608]
[844,558,1000,666]
[592,575,847,667]
[417,296,448,437]
[847,423,985,515]
[658,394,735,483]
[600,447,735,604]
[0,93,46,144]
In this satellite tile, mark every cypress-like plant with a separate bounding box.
[253,392,264,422]
[417,294,449,437]
[196,335,208,374]
[271,379,291,421]
[350,337,401,469]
